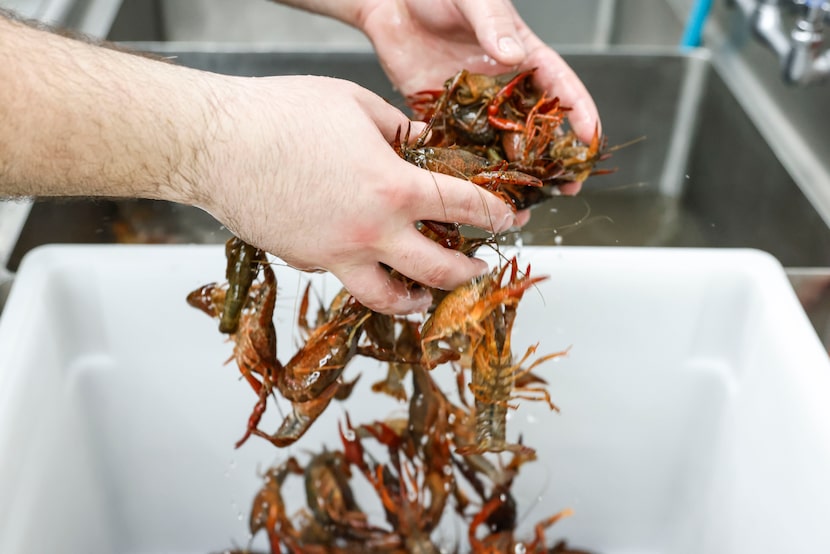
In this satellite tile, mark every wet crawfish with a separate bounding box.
[420,256,546,370]
[359,314,421,402]
[186,263,278,406]
[406,68,613,209]
[457,258,562,455]
[242,287,370,449]
[469,497,573,554]
[409,69,543,145]
[188,251,369,449]
[221,237,267,334]
[249,456,305,554]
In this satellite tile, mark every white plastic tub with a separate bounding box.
[1,245,829,554]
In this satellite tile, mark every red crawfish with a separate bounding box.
[241,287,370,449]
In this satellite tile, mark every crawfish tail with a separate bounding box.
[220,237,265,334]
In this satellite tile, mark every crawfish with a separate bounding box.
[340,411,447,554]
[468,496,573,554]
[249,456,305,554]
[360,314,421,402]
[420,256,545,369]
[241,288,370,449]
[277,289,370,403]
[409,69,540,146]
[221,237,266,334]
[549,126,615,184]
[396,126,543,204]
[303,450,387,542]
[455,259,567,455]
[186,264,279,428]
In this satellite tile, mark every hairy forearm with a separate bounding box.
[0,13,213,203]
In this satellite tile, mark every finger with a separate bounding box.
[523,46,601,144]
[407,168,517,233]
[336,263,433,315]
[379,227,490,291]
[454,0,526,65]
[515,209,531,227]
[355,87,427,143]
[557,181,582,196]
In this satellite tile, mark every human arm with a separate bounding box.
[0,13,517,314]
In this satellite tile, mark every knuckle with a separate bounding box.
[362,296,396,315]
[417,262,455,290]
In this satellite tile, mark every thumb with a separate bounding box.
[455,0,526,65]
[336,264,433,315]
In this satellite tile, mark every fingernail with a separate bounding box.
[498,36,525,59]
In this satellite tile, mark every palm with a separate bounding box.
[358,0,599,145]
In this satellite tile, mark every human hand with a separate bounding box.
[353,0,601,195]
[194,75,518,314]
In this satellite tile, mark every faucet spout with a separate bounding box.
[732,0,830,85]
[784,1,830,83]
[752,0,792,57]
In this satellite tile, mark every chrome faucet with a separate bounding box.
[731,0,830,84]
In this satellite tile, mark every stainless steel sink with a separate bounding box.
[5,46,830,342]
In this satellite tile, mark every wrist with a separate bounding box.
[269,0,368,29]
[175,74,290,240]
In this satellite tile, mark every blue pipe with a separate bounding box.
[680,0,714,49]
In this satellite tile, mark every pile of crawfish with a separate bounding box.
[190,69,608,554]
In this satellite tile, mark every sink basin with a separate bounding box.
[8,46,830,271]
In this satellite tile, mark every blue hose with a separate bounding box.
[680,0,714,49]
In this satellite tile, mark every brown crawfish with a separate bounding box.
[186,263,279,431]
[468,496,573,554]
[221,236,266,334]
[420,256,546,370]
[241,287,370,449]
[455,258,566,455]
[248,456,305,554]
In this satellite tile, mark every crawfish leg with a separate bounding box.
[235,384,269,449]
[486,69,535,131]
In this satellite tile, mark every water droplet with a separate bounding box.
[514,543,527,554]
[447,413,456,424]
[554,235,563,246]
[514,235,524,251]
[342,427,355,441]
[443,464,453,476]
